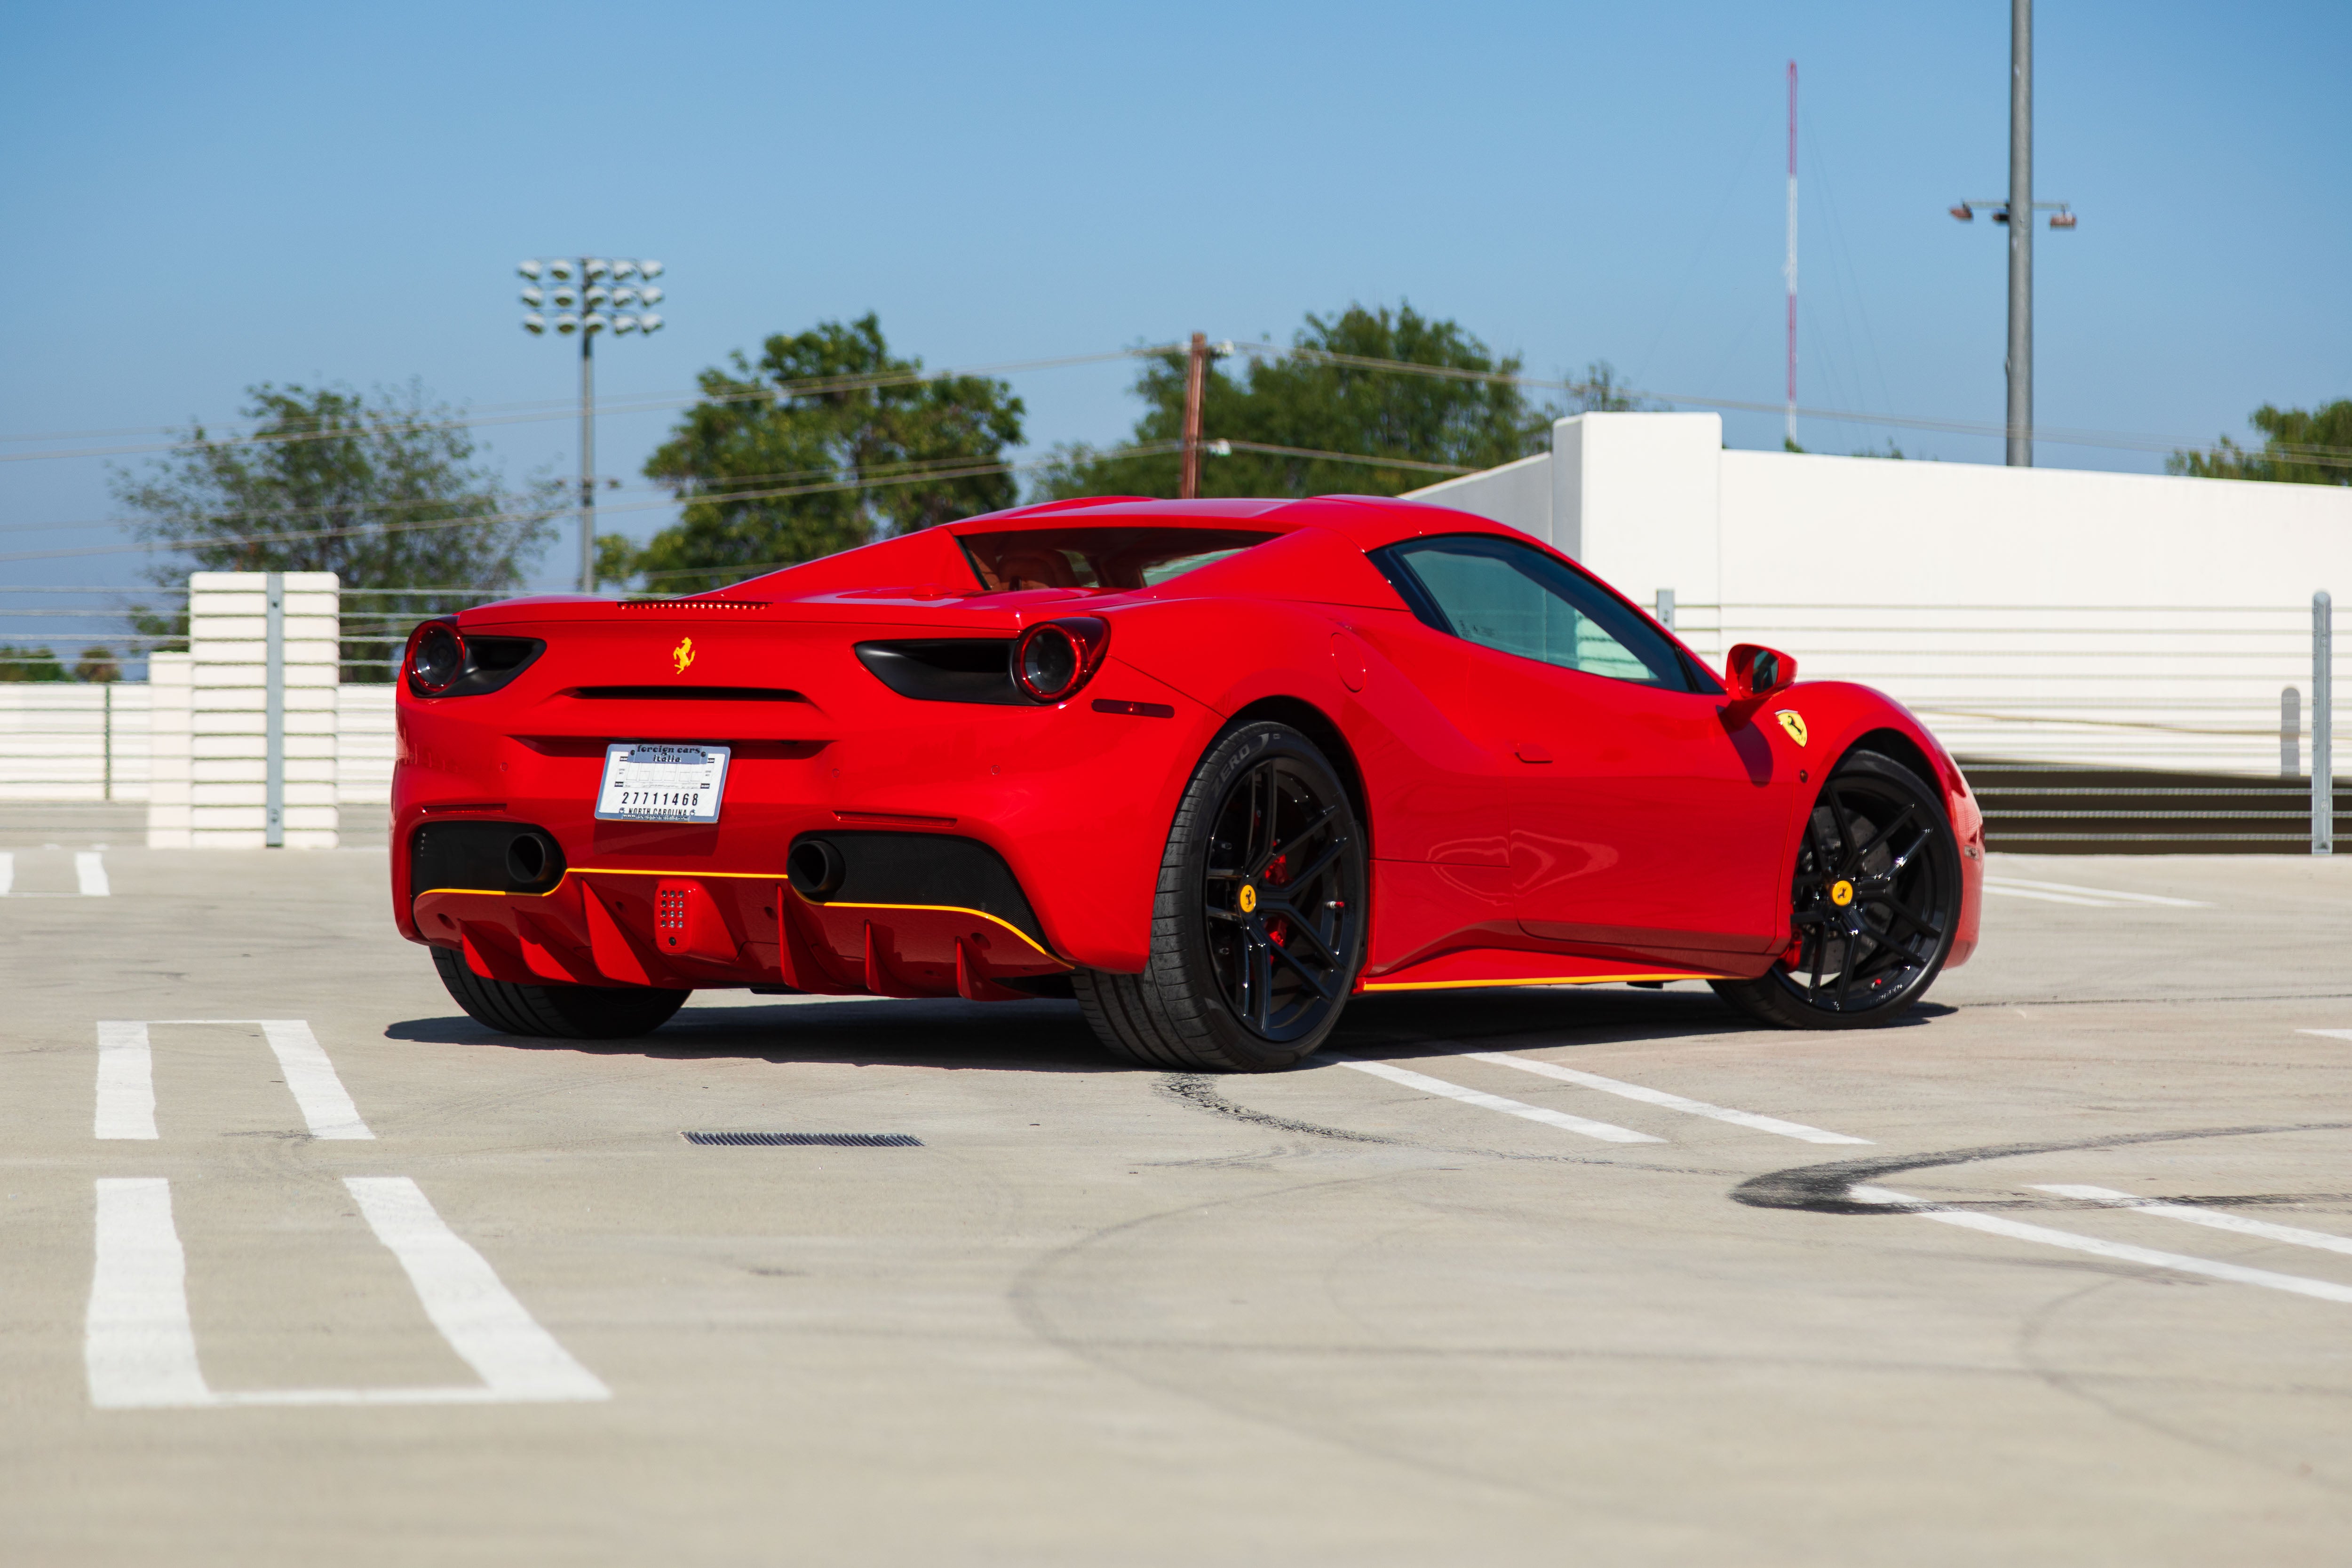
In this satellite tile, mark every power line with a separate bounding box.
[0,347,1175,465]
[0,435,1487,566]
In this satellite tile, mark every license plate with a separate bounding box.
[594,742,731,824]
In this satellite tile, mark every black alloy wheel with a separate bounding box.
[1712,749,1962,1029]
[1075,721,1366,1071]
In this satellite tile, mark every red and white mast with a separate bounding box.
[1785,60,1798,448]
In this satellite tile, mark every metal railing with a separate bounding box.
[1668,595,2340,852]
[2,582,2342,853]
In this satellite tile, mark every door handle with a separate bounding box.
[1514,742,1553,764]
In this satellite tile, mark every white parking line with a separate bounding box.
[1463,1052,1871,1145]
[1332,1056,1663,1144]
[260,1020,373,1139]
[0,852,13,895]
[2030,1184,2352,1258]
[86,1177,609,1409]
[75,852,109,897]
[100,1020,374,1141]
[1982,876,2209,908]
[1852,1185,2352,1305]
[86,1179,210,1408]
[2296,1029,2352,1042]
[347,1178,608,1402]
[95,1022,156,1140]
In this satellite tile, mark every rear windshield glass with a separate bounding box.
[959,528,1276,593]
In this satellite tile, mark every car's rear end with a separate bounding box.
[392,520,1258,1021]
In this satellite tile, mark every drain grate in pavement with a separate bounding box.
[682,1131,924,1148]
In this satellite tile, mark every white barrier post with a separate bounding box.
[2315,590,2332,855]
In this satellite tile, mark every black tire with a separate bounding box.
[430,944,690,1040]
[1075,720,1366,1071]
[1711,749,1962,1030]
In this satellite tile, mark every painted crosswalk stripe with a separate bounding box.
[1333,1056,1662,1143]
[1464,1051,1870,1144]
[2030,1184,2352,1258]
[95,1022,156,1140]
[1851,1185,2352,1305]
[75,852,110,896]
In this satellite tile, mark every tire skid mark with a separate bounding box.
[1733,1122,2352,1215]
[1154,1073,1736,1177]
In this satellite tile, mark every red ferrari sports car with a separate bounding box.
[394,493,1983,1070]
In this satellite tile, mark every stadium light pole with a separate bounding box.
[1947,0,2074,467]
[518,258,667,591]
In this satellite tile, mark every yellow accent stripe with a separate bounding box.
[788,894,1066,965]
[1361,971,1724,993]
[417,873,1068,966]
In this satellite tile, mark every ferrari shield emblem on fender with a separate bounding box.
[1775,709,1808,747]
[671,636,696,675]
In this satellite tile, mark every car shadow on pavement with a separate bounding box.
[384,987,1958,1074]
[1339,987,1956,1060]
[383,995,1123,1073]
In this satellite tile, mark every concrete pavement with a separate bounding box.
[6,847,2352,1563]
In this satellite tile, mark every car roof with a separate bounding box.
[946,493,1534,554]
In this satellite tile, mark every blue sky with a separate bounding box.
[1,0,2344,599]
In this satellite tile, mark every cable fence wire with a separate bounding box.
[1671,601,2340,851]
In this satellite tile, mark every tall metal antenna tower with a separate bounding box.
[1784,60,1798,449]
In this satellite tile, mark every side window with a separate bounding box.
[1375,534,1700,691]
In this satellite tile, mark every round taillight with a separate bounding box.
[1013,617,1109,704]
[405,621,468,696]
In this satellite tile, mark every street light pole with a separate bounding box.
[579,320,595,593]
[518,257,667,592]
[2007,0,2033,467]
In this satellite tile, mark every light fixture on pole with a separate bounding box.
[518,257,667,592]
[1947,0,2073,467]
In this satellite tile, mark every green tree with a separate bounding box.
[631,315,1025,591]
[114,383,563,676]
[1035,304,1573,501]
[2169,399,2352,486]
[0,645,69,681]
[73,646,122,683]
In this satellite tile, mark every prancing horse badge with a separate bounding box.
[671,636,696,675]
[1775,709,1808,747]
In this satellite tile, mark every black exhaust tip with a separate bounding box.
[505,828,562,889]
[788,838,847,899]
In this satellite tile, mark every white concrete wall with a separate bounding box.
[0,684,154,802]
[337,683,397,836]
[1406,451,1551,537]
[1407,415,2352,776]
[146,572,341,848]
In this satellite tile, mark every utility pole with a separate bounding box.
[1949,0,2073,467]
[1785,61,1798,450]
[2006,0,2033,466]
[1180,332,1209,500]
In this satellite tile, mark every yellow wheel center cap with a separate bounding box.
[1239,884,1258,914]
[1829,879,1855,907]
